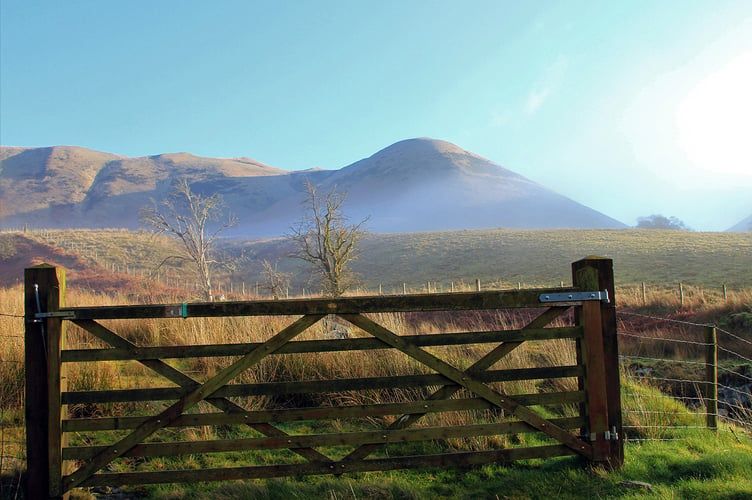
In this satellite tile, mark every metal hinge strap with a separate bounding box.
[538,290,609,304]
[34,311,77,320]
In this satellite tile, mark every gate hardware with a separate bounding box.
[33,311,77,320]
[538,290,609,304]
[166,303,188,319]
[582,427,619,441]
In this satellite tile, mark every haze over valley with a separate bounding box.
[0,138,631,235]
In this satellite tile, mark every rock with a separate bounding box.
[618,480,653,491]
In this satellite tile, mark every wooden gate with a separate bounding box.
[24,257,622,499]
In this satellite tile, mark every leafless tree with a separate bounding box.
[260,259,291,299]
[140,179,236,301]
[289,181,368,297]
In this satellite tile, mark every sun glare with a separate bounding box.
[676,52,752,177]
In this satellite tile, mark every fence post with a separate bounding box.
[25,264,67,499]
[572,257,623,468]
[705,326,718,431]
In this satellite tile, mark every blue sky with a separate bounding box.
[1,0,750,230]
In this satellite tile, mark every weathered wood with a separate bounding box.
[342,306,573,461]
[60,287,583,320]
[63,314,325,491]
[25,259,622,495]
[74,445,578,486]
[63,416,585,460]
[581,299,610,462]
[340,314,592,458]
[62,391,586,432]
[62,325,583,362]
[70,319,331,464]
[572,257,623,467]
[25,265,67,500]
[62,365,584,405]
[705,326,718,431]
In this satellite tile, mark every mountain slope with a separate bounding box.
[0,139,625,234]
[313,138,625,232]
[727,214,752,232]
[0,147,286,228]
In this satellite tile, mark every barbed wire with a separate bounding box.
[717,326,752,346]
[636,375,712,385]
[718,366,752,383]
[617,331,711,346]
[623,437,690,442]
[624,393,706,403]
[718,383,752,398]
[623,425,708,430]
[617,311,714,328]
[619,354,707,366]
[718,346,752,364]
[719,400,752,414]
[623,409,713,416]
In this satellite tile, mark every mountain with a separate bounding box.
[0,139,626,234]
[726,214,752,232]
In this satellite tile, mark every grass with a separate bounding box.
[1,228,751,498]
[3,228,752,295]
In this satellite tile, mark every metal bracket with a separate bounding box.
[33,311,77,320]
[582,427,619,442]
[166,303,188,319]
[538,290,609,304]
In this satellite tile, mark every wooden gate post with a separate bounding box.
[572,257,623,468]
[25,265,67,499]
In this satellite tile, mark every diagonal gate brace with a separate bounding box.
[71,319,332,464]
[63,314,325,491]
[339,309,592,460]
[343,306,570,461]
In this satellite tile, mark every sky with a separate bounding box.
[1,0,750,231]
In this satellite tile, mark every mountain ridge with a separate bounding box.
[0,138,626,234]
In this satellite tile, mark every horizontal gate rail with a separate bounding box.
[62,391,587,432]
[62,326,583,362]
[25,257,622,499]
[47,286,599,320]
[79,445,579,487]
[61,365,584,405]
[64,416,587,460]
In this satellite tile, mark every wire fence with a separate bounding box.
[617,310,752,443]
[0,326,26,498]
[0,303,750,490]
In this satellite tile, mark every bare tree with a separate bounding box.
[140,179,236,301]
[289,181,368,297]
[260,259,291,299]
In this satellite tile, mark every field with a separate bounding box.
[0,228,751,498]
[2,228,751,294]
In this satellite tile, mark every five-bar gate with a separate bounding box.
[25,257,623,499]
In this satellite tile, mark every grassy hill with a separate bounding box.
[1,228,751,499]
[2,228,751,296]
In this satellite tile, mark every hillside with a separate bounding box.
[3,229,751,297]
[727,213,752,232]
[0,139,625,235]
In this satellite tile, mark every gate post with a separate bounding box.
[572,257,623,468]
[25,265,67,499]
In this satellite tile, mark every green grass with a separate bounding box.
[64,432,748,500]
[1,228,751,499]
